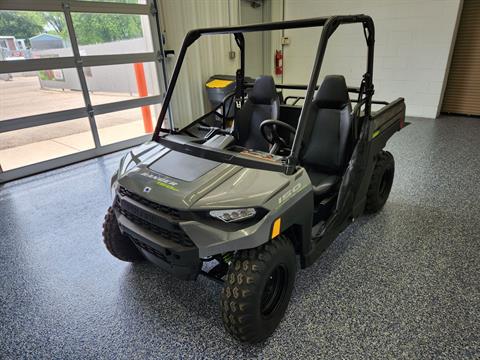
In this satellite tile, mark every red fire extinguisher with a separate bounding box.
[275,50,283,75]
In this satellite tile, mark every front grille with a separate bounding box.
[115,186,194,248]
[118,186,180,220]
[116,205,194,248]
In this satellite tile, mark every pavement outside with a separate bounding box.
[0,76,154,171]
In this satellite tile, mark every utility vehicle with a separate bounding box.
[103,15,406,343]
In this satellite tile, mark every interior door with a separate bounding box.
[442,0,480,116]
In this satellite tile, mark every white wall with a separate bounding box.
[281,0,462,118]
[158,0,461,119]
[269,0,285,82]
[160,0,240,128]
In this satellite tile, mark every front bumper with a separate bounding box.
[113,193,201,280]
[113,184,274,278]
[116,213,201,280]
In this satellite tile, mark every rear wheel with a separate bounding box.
[220,235,296,343]
[102,206,144,262]
[365,151,395,213]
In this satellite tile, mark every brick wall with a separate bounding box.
[282,0,462,118]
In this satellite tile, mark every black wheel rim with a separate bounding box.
[260,264,288,317]
[379,168,393,200]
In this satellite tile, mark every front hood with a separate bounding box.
[116,143,291,210]
[191,167,291,209]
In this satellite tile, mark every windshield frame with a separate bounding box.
[152,15,375,175]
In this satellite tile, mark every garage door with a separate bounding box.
[0,0,169,183]
[442,0,480,116]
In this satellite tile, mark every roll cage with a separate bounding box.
[152,15,375,175]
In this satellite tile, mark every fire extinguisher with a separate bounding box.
[275,50,283,75]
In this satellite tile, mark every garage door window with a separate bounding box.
[0,0,168,182]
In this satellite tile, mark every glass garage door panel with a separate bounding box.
[84,62,160,105]
[78,0,147,3]
[95,105,159,146]
[71,13,153,55]
[0,0,167,182]
[0,118,95,171]
[0,10,73,60]
[0,69,85,121]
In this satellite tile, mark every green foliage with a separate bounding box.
[72,13,143,45]
[0,9,143,48]
[42,13,66,33]
[0,11,43,42]
[82,0,141,3]
[38,13,69,40]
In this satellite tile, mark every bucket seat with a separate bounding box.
[300,75,353,196]
[234,76,280,152]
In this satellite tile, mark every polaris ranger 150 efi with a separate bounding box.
[103,15,406,343]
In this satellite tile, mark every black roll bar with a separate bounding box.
[152,14,375,175]
[283,15,374,174]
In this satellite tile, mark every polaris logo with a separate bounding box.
[141,171,178,187]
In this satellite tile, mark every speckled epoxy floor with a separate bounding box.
[0,115,479,359]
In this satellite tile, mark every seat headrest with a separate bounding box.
[313,75,350,110]
[249,76,277,105]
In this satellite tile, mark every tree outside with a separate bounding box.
[0,12,44,44]
[0,7,143,48]
[72,13,142,45]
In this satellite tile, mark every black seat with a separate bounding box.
[234,76,280,152]
[301,75,353,196]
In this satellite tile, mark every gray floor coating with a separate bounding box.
[0,115,479,359]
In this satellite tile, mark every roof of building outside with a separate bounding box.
[29,33,63,41]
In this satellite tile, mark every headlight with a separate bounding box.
[209,208,256,223]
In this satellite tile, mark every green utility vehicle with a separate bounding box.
[103,15,406,343]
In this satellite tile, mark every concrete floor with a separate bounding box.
[0,77,157,171]
[0,76,140,129]
[0,115,479,359]
[0,121,148,171]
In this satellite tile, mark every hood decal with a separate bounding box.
[140,171,179,192]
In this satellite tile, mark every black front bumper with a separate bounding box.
[113,192,201,280]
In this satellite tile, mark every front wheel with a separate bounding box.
[220,235,296,343]
[365,150,395,213]
[102,206,144,262]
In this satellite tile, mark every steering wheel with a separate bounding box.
[260,120,296,149]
